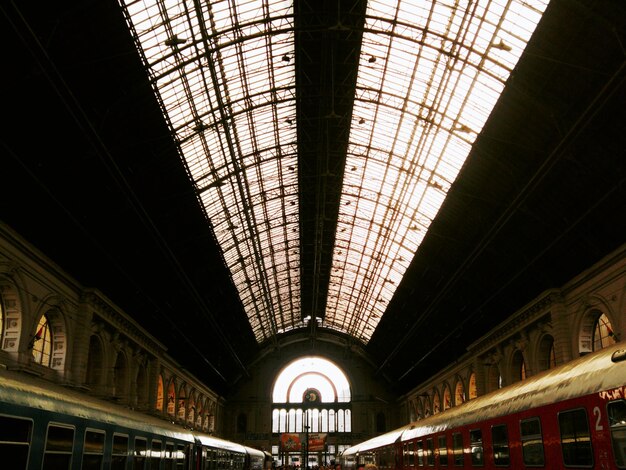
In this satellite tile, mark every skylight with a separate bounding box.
[120,0,548,345]
[323,0,548,341]
[120,0,301,343]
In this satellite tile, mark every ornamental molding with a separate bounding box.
[81,289,165,356]
[467,289,561,356]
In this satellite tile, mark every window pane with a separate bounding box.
[0,416,32,470]
[453,433,463,466]
[491,425,510,466]
[111,434,129,470]
[135,437,147,468]
[417,440,424,466]
[469,429,483,466]
[438,435,448,466]
[43,425,74,469]
[558,409,593,466]
[426,438,434,466]
[45,425,74,452]
[608,400,626,468]
[520,418,544,466]
[84,430,105,453]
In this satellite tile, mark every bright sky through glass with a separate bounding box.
[272,356,351,403]
[120,0,548,345]
[121,0,301,343]
[323,0,548,342]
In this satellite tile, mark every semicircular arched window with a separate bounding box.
[593,313,617,351]
[271,356,352,448]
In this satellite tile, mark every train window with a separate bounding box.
[417,440,424,466]
[165,442,175,470]
[176,444,188,469]
[558,408,593,467]
[134,437,147,469]
[151,440,163,469]
[111,434,129,470]
[43,423,74,469]
[452,433,463,466]
[469,429,483,466]
[0,415,32,469]
[408,441,415,466]
[426,438,434,466]
[520,417,544,467]
[83,428,105,468]
[437,435,448,466]
[607,400,626,468]
[202,446,213,470]
[491,424,510,466]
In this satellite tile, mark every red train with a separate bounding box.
[340,342,626,469]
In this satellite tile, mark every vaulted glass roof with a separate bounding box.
[119,0,548,345]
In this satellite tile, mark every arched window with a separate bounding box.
[271,356,352,434]
[454,380,464,406]
[195,399,204,429]
[135,364,148,409]
[113,352,127,400]
[512,350,526,382]
[237,413,247,433]
[86,335,104,386]
[486,365,501,392]
[156,375,164,412]
[468,372,477,399]
[442,384,452,410]
[328,409,336,432]
[432,390,441,414]
[416,400,424,419]
[187,393,196,424]
[31,315,52,366]
[423,398,431,417]
[272,409,279,433]
[177,385,187,421]
[409,401,417,421]
[593,314,616,351]
[537,335,556,371]
[337,409,345,432]
[580,310,616,354]
[167,381,176,416]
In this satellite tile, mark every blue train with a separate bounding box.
[0,367,271,469]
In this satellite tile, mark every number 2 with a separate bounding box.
[593,406,604,431]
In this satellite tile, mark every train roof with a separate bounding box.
[342,424,413,455]
[194,433,248,453]
[343,342,626,454]
[0,367,195,442]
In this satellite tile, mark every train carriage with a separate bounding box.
[0,367,268,470]
[340,342,626,469]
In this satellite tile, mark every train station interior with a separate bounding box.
[1,0,625,465]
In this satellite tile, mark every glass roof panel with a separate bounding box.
[323,0,548,341]
[121,0,298,343]
[121,0,547,346]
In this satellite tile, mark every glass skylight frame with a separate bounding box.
[120,0,548,346]
[120,0,301,343]
[323,0,549,342]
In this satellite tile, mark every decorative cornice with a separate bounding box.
[467,289,560,355]
[81,289,166,356]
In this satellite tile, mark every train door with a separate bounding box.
[607,400,626,468]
